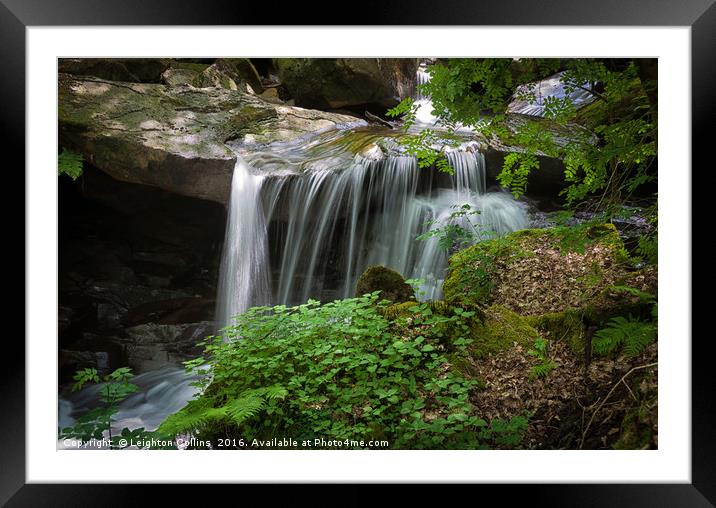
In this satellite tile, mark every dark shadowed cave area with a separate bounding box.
[58,166,226,384]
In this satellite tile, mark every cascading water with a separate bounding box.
[215,158,272,329]
[220,130,528,327]
[508,71,595,117]
[58,366,201,447]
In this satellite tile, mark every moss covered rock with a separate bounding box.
[443,223,658,355]
[355,266,415,304]
[470,305,541,358]
[385,300,539,359]
[161,62,209,86]
[191,59,263,94]
[443,223,629,315]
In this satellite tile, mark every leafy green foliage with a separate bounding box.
[58,148,84,180]
[160,293,529,449]
[477,413,531,449]
[59,367,176,449]
[498,152,540,199]
[527,338,556,380]
[387,58,657,213]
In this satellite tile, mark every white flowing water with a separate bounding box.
[58,366,200,448]
[215,158,272,329]
[219,134,528,326]
[508,71,595,117]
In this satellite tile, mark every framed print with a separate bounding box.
[4,0,713,504]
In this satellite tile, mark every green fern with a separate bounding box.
[530,361,557,380]
[58,148,84,180]
[159,385,287,436]
[527,338,556,380]
[592,316,656,357]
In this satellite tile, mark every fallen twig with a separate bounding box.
[579,361,658,449]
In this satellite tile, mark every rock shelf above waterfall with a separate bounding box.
[58,73,365,204]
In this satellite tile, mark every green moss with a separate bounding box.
[355,265,415,304]
[383,301,421,320]
[445,352,481,380]
[527,309,584,354]
[469,305,541,358]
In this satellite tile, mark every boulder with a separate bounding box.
[122,321,211,373]
[355,265,415,304]
[58,58,170,83]
[273,58,419,110]
[161,62,210,87]
[190,59,264,94]
[58,74,363,204]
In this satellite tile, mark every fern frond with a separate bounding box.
[58,148,84,180]
[158,403,225,435]
[223,393,265,426]
[593,316,656,357]
[622,323,657,357]
[263,384,288,401]
[529,361,556,380]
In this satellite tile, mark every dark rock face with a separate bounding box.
[58,58,170,83]
[484,149,567,199]
[58,168,225,380]
[273,58,419,112]
[355,265,415,304]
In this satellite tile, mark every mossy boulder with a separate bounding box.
[443,223,628,315]
[161,62,209,86]
[191,59,263,93]
[443,223,657,355]
[215,59,264,94]
[355,266,415,304]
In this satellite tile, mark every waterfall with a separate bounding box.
[415,63,438,127]
[508,71,595,117]
[217,132,528,327]
[215,158,272,330]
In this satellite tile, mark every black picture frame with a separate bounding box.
[4,0,713,504]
